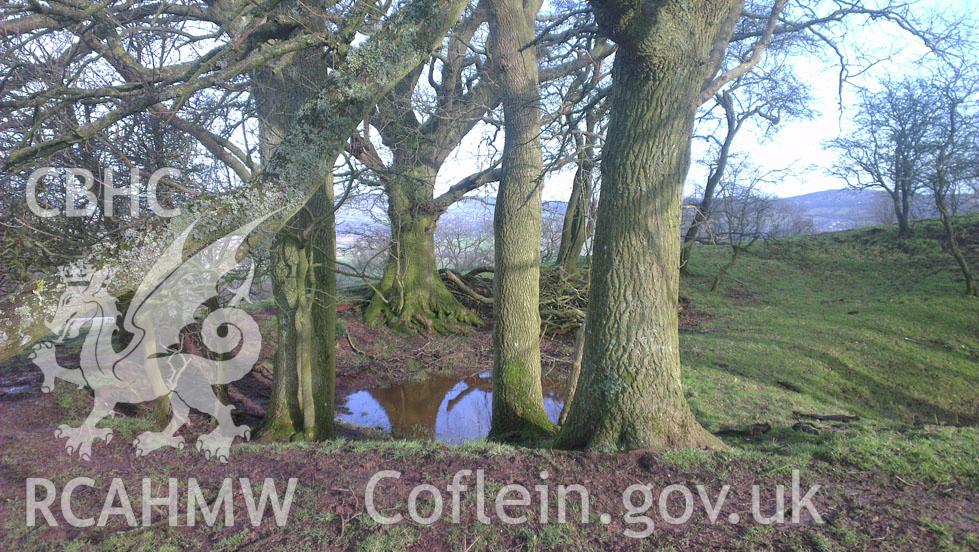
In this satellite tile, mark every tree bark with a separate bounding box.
[895,192,911,236]
[252,42,338,441]
[556,137,595,275]
[364,166,481,332]
[357,9,501,332]
[558,322,586,427]
[0,0,470,364]
[555,0,733,452]
[260,184,337,441]
[487,0,554,442]
[936,194,976,297]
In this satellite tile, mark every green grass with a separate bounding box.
[921,518,979,552]
[678,216,979,485]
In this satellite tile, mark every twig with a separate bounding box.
[346,334,377,360]
[792,411,859,422]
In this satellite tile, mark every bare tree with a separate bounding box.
[353,4,611,332]
[541,203,567,264]
[922,68,978,296]
[682,56,812,270]
[768,201,815,239]
[0,0,473,442]
[707,163,779,291]
[871,192,899,226]
[829,80,936,237]
[552,57,610,275]
[434,211,495,271]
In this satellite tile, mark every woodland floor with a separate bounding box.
[1,217,978,551]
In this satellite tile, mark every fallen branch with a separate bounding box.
[793,411,859,422]
[465,266,495,279]
[346,334,378,360]
[792,421,820,434]
[227,386,266,418]
[444,270,493,304]
[715,422,772,437]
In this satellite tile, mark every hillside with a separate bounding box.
[773,189,884,231]
[773,189,979,232]
[679,215,979,430]
[1,218,977,550]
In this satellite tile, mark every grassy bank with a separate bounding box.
[677,216,978,488]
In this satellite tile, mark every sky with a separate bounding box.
[432,0,975,202]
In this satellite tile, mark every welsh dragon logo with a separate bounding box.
[28,217,268,463]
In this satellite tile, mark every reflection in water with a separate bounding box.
[338,371,564,444]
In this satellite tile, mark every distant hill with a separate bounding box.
[773,189,883,232]
[775,188,979,233]
[338,189,979,238]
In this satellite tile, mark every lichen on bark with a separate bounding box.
[259,184,337,442]
[0,0,470,364]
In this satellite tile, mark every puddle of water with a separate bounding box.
[338,371,564,444]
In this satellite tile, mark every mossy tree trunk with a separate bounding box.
[253,41,338,442]
[356,20,505,334]
[487,0,554,443]
[0,0,472,365]
[356,5,605,332]
[261,183,338,441]
[259,0,471,438]
[555,0,736,452]
[364,164,481,333]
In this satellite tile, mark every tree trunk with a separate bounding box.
[895,192,911,237]
[936,195,976,297]
[260,183,337,441]
[364,167,480,333]
[487,0,554,442]
[252,48,338,441]
[556,144,594,275]
[555,2,733,451]
[558,322,586,427]
[681,92,738,271]
[711,246,741,292]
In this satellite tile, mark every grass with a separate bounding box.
[678,215,979,486]
[921,518,979,552]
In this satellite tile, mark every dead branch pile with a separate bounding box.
[440,267,590,335]
[538,268,589,335]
